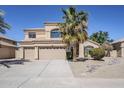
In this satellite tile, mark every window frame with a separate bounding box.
[28,32,36,38]
[50,30,61,38]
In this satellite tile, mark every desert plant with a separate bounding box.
[89,48,105,60]
[0,10,11,34]
[59,6,88,61]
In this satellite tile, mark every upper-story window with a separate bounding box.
[28,32,36,38]
[51,30,61,38]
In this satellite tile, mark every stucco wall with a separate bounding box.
[24,30,45,40]
[23,23,62,41]
[121,42,124,57]
[16,48,22,59]
[110,50,117,57]
[45,25,60,40]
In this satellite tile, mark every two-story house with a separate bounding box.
[16,22,67,60]
[16,22,101,60]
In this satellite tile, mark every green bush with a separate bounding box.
[89,48,105,60]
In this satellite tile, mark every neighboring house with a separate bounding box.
[16,22,100,60]
[111,38,124,57]
[0,34,17,59]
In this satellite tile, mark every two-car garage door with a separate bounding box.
[39,47,66,60]
[24,47,66,60]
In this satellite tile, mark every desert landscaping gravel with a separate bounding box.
[69,57,124,78]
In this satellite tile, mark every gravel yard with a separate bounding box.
[69,57,124,78]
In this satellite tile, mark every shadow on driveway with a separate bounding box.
[0,59,30,68]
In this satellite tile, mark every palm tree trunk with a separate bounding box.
[107,50,110,57]
[106,50,109,57]
[73,45,77,62]
[78,43,84,58]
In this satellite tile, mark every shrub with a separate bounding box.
[89,48,105,60]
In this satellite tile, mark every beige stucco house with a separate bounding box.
[111,38,124,57]
[0,34,17,59]
[16,23,66,60]
[16,22,100,60]
[0,22,123,60]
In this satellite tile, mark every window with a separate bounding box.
[28,32,36,38]
[51,30,61,38]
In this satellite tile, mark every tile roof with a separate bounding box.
[112,38,124,44]
[24,28,45,31]
[0,34,16,42]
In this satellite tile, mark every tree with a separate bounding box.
[59,6,88,61]
[0,10,10,34]
[90,31,114,57]
[90,31,113,45]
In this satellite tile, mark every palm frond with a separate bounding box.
[0,10,11,34]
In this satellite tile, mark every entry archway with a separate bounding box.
[84,45,94,57]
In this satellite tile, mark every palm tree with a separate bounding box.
[0,10,10,34]
[59,6,88,61]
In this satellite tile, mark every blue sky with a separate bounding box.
[0,5,124,41]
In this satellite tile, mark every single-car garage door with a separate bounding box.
[24,47,35,60]
[39,47,66,60]
[0,47,15,59]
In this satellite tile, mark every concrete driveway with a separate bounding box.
[0,60,124,88]
[0,60,79,88]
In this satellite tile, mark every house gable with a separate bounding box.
[83,39,100,48]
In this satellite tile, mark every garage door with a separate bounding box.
[39,47,66,60]
[0,47,15,59]
[24,47,35,60]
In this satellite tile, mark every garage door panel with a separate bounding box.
[24,47,35,60]
[39,47,66,60]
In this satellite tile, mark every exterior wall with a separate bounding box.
[23,23,62,42]
[0,47,15,59]
[24,29,45,40]
[121,42,124,57]
[15,48,21,59]
[44,24,59,40]
[79,40,100,58]
[112,43,122,57]
[110,50,117,57]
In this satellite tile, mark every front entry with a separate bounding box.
[84,46,94,57]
